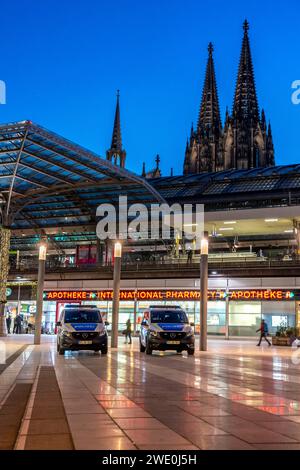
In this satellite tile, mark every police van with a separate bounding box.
[56,305,108,355]
[139,305,195,355]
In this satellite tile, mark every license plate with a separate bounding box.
[166,341,181,345]
[79,340,93,345]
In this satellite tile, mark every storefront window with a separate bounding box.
[262,301,295,335]
[229,301,261,336]
[207,301,226,336]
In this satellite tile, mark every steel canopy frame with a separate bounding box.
[0,120,166,229]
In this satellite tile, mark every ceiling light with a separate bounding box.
[264,218,278,222]
[223,221,236,224]
[219,227,234,231]
[284,229,294,233]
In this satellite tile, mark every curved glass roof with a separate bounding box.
[0,121,164,230]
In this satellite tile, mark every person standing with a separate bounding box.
[15,314,22,334]
[256,319,271,346]
[125,318,132,344]
[6,314,12,334]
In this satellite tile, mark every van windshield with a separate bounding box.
[64,309,102,323]
[150,309,188,324]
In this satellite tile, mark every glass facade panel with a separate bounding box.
[262,301,295,335]
[229,301,261,336]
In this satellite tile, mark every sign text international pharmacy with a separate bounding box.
[43,289,296,301]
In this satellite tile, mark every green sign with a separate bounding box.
[6,288,12,297]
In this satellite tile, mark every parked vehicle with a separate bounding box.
[56,305,108,355]
[140,305,195,355]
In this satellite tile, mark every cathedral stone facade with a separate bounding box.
[183,21,275,175]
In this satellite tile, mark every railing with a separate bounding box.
[9,256,300,275]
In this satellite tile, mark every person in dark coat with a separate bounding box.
[256,319,271,346]
[6,314,12,334]
[14,314,22,334]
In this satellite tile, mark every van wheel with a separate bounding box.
[140,340,146,353]
[101,345,108,355]
[146,341,153,355]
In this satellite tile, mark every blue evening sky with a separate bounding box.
[0,0,299,176]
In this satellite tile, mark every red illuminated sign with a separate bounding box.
[43,289,295,302]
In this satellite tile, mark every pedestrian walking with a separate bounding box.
[256,319,271,346]
[6,314,12,334]
[125,318,132,344]
[14,314,22,334]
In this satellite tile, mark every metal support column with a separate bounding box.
[111,242,122,348]
[34,243,47,345]
[200,231,208,351]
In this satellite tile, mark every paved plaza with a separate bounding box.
[1,336,300,450]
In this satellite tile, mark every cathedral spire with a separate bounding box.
[198,42,221,130]
[233,20,259,121]
[106,90,126,168]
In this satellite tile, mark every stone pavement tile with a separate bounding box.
[72,426,125,439]
[73,436,136,450]
[99,400,138,409]
[24,434,74,450]
[259,421,300,440]
[138,444,200,450]
[256,406,299,416]
[229,428,296,444]
[170,420,227,436]
[106,408,152,419]
[21,418,70,435]
[114,418,169,430]
[30,405,66,420]
[0,441,14,450]
[286,416,300,423]
[194,435,255,450]
[254,443,300,450]
[124,429,191,446]
[0,425,19,441]
[200,415,252,429]
[232,407,287,421]
[180,406,231,417]
[150,411,201,423]
[66,416,114,433]
[63,403,106,414]
[94,394,127,401]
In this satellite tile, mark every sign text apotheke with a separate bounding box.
[43,289,296,302]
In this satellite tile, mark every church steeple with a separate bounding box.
[198,43,221,131]
[183,43,223,175]
[233,20,259,121]
[183,21,275,175]
[106,90,126,168]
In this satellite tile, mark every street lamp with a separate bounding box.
[111,241,122,348]
[34,242,47,345]
[200,232,208,351]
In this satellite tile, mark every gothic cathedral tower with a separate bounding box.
[184,21,275,175]
[184,43,223,174]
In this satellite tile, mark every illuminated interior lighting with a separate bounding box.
[264,218,278,222]
[223,221,237,224]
